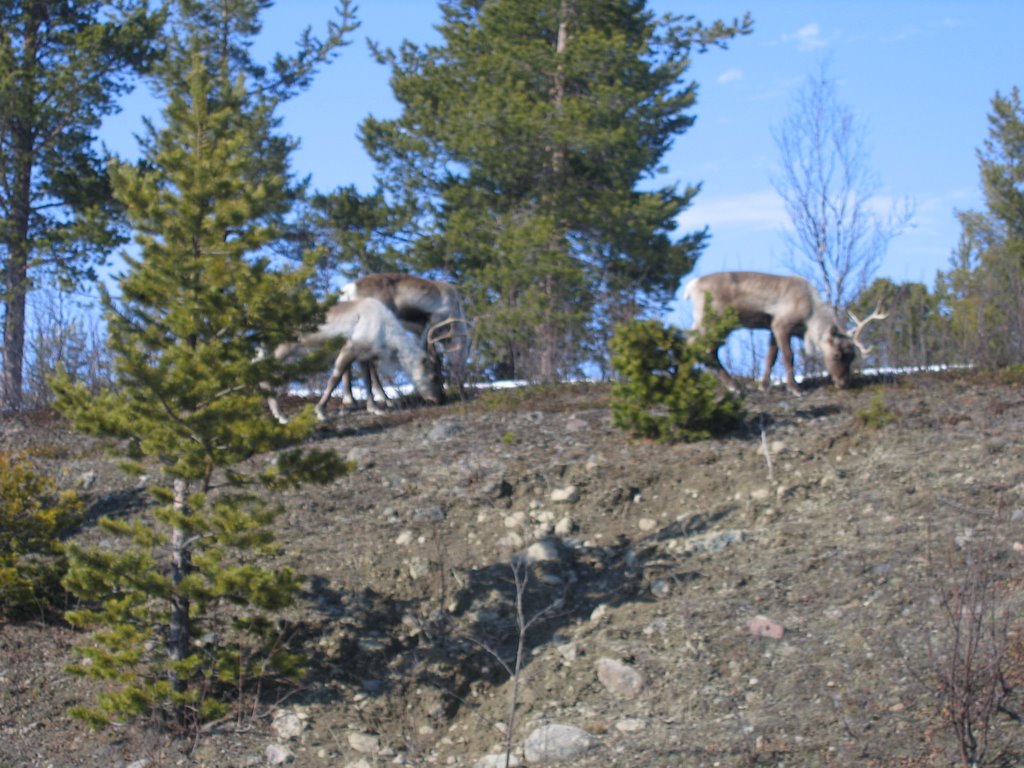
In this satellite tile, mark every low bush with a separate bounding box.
[0,453,83,618]
[609,310,744,443]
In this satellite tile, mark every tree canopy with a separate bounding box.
[349,0,751,380]
[939,86,1024,368]
[0,0,163,407]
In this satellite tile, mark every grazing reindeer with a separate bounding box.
[337,273,469,409]
[683,271,885,396]
[265,297,444,424]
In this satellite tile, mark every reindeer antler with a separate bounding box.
[426,317,473,348]
[848,303,888,355]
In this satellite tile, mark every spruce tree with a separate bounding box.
[50,0,355,729]
[359,0,751,380]
[939,86,1024,367]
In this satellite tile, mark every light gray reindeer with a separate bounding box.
[683,271,885,396]
[265,296,444,424]
[337,273,469,409]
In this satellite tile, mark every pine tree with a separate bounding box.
[0,0,163,408]
[50,0,355,730]
[358,0,751,381]
[939,86,1024,368]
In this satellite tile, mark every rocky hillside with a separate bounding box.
[2,371,1023,767]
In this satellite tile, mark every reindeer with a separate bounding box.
[264,297,444,424]
[337,273,470,409]
[683,271,885,396]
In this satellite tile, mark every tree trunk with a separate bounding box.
[2,12,40,411]
[2,250,28,410]
[168,477,192,700]
[536,0,573,382]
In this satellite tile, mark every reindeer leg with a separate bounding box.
[259,380,289,425]
[340,367,358,411]
[266,393,288,424]
[365,364,388,414]
[775,328,802,397]
[760,335,780,391]
[712,346,742,393]
[316,346,356,421]
[368,364,392,410]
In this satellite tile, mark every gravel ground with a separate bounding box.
[2,370,1024,767]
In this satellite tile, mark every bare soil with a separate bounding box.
[3,371,1024,767]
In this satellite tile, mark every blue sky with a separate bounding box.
[101,1,1023,329]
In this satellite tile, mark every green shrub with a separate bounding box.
[609,311,745,443]
[855,391,898,428]
[995,363,1024,385]
[0,453,83,618]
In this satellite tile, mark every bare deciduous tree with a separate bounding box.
[772,63,913,311]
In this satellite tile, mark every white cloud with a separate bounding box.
[783,22,828,51]
[717,68,743,85]
[677,190,790,232]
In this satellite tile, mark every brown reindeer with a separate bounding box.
[337,273,469,408]
[683,271,885,396]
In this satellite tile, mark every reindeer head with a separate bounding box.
[823,304,888,389]
[413,347,446,405]
[823,326,858,388]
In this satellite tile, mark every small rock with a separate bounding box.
[345,446,375,468]
[474,753,522,768]
[395,530,414,546]
[596,657,645,698]
[683,529,749,555]
[347,731,381,754]
[265,744,294,766]
[505,511,528,529]
[357,635,388,654]
[407,558,430,580]
[748,615,786,640]
[650,579,671,598]
[550,485,580,504]
[427,420,462,440]
[589,604,609,623]
[555,641,578,662]
[637,517,657,532]
[523,723,598,763]
[614,718,646,733]
[533,509,556,524]
[499,532,524,549]
[271,709,306,740]
[554,516,576,536]
[750,487,771,502]
[412,504,446,523]
[524,539,560,563]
